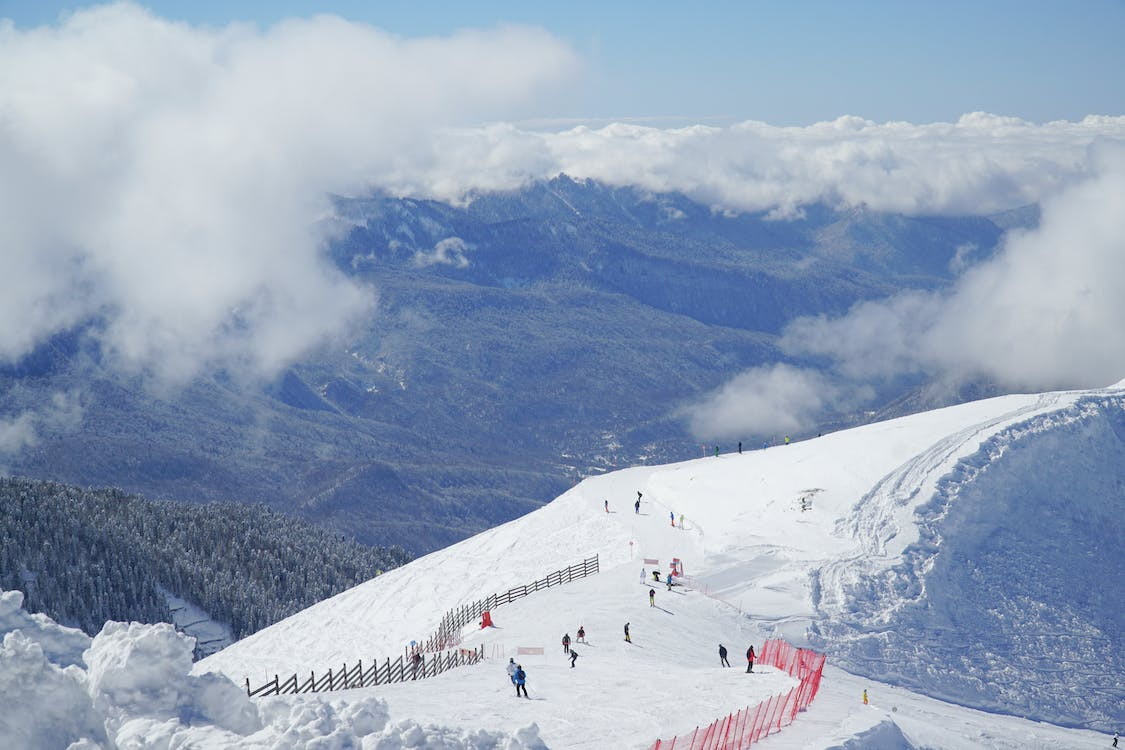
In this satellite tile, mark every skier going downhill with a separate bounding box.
[719,644,730,667]
[746,644,756,673]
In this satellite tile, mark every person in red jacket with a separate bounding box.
[746,644,756,673]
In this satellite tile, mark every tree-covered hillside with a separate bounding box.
[0,477,410,649]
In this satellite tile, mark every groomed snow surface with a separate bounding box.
[2,385,1122,749]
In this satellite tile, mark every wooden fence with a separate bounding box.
[244,554,600,697]
[245,645,485,698]
[419,554,600,653]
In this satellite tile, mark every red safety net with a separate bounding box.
[648,639,826,750]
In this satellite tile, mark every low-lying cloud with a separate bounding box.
[684,364,872,440]
[688,143,1125,439]
[785,143,1125,392]
[0,3,577,383]
[3,3,1124,434]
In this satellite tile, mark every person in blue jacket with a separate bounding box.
[514,664,528,697]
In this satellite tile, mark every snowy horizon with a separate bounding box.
[3,380,1120,748]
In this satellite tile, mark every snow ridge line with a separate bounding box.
[812,393,1064,622]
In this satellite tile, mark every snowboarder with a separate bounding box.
[649,588,656,607]
[577,625,586,643]
[746,644,755,673]
[569,649,579,668]
[514,665,528,698]
[635,498,640,513]
[670,511,675,527]
[624,622,631,642]
[1112,731,1118,747]
[653,570,661,582]
[562,633,571,654]
[507,657,517,684]
[719,644,730,667]
[863,689,868,705]
[784,435,790,445]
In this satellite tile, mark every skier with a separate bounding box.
[666,572,673,590]
[715,445,719,457]
[507,657,517,684]
[634,498,640,513]
[863,688,868,705]
[649,588,656,607]
[604,499,609,513]
[746,644,755,673]
[669,511,675,527]
[738,441,742,454]
[640,567,647,583]
[624,622,631,642]
[679,513,684,529]
[719,644,730,667]
[412,651,422,679]
[577,625,586,643]
[569,649,579,668]
[784,435,790,445]
[562,633,571,654]
[514,665,528,698]
[1112,731,1118,747]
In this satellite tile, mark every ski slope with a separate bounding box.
[187,382,1123,748]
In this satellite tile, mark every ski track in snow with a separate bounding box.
[813,392,1065,626]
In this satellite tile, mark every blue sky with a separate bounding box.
[4,0,1123,125]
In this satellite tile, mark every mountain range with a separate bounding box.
[0,178,1037,554]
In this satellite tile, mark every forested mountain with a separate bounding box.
[0,477,409,653]
[0,179,1038,555]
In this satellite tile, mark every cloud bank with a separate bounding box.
[785,143,1125,391]
[3,3,1124,424]
[0,3,577,383]
[688,143,1125,439]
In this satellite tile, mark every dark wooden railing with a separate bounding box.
[244,554,599,697]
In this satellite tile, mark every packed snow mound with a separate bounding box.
[824,721,916,750]
[0,588,546,749]
[815,395,1125,729]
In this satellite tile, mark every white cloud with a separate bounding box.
[3,3,1124,399]
[412,114,1125,217]
[684,364,866,440]
[0,3,578,383]
[414,237,470,268]
[782,142,1125,393]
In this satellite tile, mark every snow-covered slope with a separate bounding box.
[189,383,1123,748]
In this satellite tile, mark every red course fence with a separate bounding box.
[649,639,826,750]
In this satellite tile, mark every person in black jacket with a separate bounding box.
[719,644,730,667]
